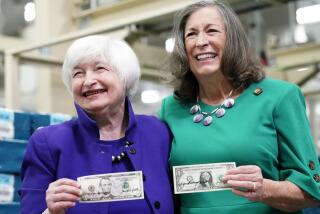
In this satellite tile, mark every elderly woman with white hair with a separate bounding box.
[19,35,174,214]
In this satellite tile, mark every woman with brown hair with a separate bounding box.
[159,1,320,213]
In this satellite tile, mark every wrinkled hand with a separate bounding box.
[46,178,81,214]
[222,165,264,201]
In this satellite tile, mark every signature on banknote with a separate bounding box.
[176,170,224,191]
[173,162,236,194]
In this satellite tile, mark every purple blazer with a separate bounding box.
[20,99,174,214]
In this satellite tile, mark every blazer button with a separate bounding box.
[253,87,263,95]
[154,201,161,209]
[129,147,136,154]
[313,174,320,182]
[309,161,315,170]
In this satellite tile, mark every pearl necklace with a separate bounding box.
[112,151,126,163]
[190,90,235,126]
[111,141,133,163]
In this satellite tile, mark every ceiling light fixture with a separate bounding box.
[141,90,160,104]
[165,38,174,53]
[24,2,36,22]
[296,67,309,72]
[294,25,308,44]
[296,4,320,24]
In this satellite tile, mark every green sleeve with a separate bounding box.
[274,84,320,200]
[158,98,166,121]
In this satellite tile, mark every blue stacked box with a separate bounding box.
[0,108,31,141]
[14,112,31,140]
[14,112,31,141]
[0,202,20,213]
[0,139,27,214]
[30,113,50,134]
[0,139,27,173]
[13,175,21,202]
[0,109,72,214]
[31,113,73,134]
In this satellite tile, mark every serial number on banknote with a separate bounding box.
[77,171,144,203]
[173,162,236,194]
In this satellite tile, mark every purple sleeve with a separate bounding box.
[20,130,56,214]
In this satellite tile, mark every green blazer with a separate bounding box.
[160,78,320,214]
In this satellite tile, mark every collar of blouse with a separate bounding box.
[74,96,138,145]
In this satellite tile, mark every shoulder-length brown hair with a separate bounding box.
[169,0,265,103]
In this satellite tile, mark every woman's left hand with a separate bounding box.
[221,165,265,201]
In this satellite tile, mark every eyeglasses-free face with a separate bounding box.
[184,6,226,79]
[70,58,125,116]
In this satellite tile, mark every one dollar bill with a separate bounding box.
[173,162,236,194]
[77,171,144,203]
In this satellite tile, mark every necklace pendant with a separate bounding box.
[193,114,204,123]
[190,104,200,114]
[223,98,235,108]
[191,90,235,126]
[203,115,213,126]
[215,108,226,118]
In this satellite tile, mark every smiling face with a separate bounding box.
[70,57,125,115]
[184,6,226,79]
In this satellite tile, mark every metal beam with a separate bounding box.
[7,0,199,55]
[19,53,63,66]
[298,62,320,87]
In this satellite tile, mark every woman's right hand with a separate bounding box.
[46,178,81,214]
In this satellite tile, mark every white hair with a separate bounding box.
[62,35,141,97]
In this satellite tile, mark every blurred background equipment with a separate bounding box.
[0,1,320,213]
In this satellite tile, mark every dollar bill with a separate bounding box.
[77,171,144,203]
[173,162,236,194]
